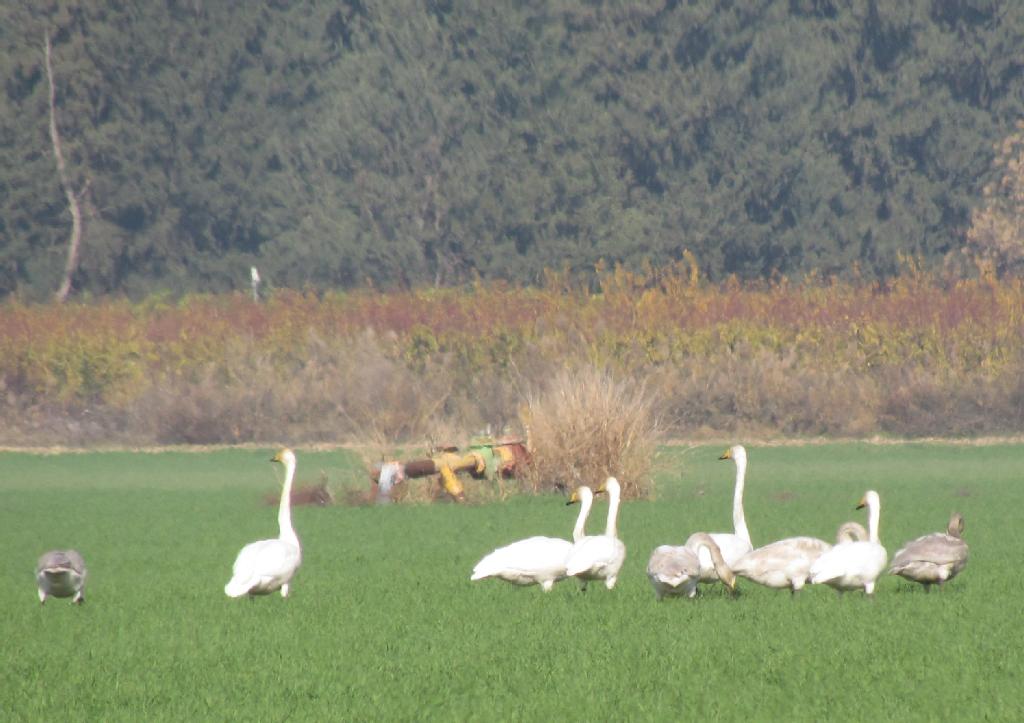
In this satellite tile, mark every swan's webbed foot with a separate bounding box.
[73,593,84,605]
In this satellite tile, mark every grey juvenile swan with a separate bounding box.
[647,533,736,600]
[36,549,87,605]
[889,512,968,591]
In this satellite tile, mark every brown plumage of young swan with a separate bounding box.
[647,533,736,600]
[888,513,968,591]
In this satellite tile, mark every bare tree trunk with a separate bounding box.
[45,30,84,303]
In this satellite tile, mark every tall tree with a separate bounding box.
[1,0,1023,296]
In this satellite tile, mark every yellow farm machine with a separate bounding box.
[369,436,530,503]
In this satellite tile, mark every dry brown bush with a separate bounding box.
[321,329,456,442]
[519,365,658,499]
[648,346,881,438]
[878,365,1024,437]
[126,331,460,445]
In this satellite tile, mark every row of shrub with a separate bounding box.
[2,263,1023,447]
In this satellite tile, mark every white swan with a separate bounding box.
[809,490,888,596]
[36,549,87,605]
[647,533,736,600]
[730,521,868,594]
[565,477,627,590]
[225,449,303,598]
[685,444,753,585]
[889,512,968,591]
[470,486,596,592]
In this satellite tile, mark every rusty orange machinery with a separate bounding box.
[370,438,530,502]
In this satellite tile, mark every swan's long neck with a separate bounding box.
[947,514,963,538]
[732,455,751,546]
[573,492,594,543]
[867,496,880,545]
[278,456,298,547]
[604,482,621,539]
[836,521,868,544]
[690,533,735,586]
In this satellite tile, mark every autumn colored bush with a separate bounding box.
[1,266,1023,447]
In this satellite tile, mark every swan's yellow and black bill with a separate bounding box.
[567,486,605,504]
[855,496,867,510]
[595,478,616,494]
[719,448,733,460]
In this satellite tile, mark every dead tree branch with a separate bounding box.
[45,30,84,303]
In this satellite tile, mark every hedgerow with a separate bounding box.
[2,264,1022,446]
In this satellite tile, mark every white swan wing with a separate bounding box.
[809,541,887,586]
[565,535,626,579]
[808,542,857,583]
[225,538,302,597]
[471,536,572,585]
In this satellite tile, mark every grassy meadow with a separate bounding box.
[1,442,1022,721]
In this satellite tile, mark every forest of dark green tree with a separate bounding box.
[2,1,1023,299]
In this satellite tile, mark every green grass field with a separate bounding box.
[2,443,1022,721]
